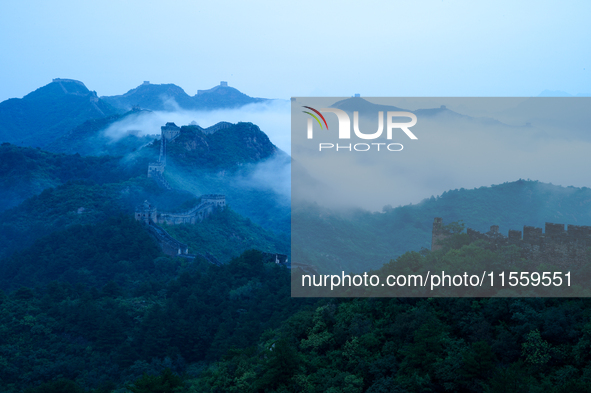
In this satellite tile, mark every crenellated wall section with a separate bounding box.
[432,217,591,267]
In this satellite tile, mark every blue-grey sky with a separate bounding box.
[1,0,590,102]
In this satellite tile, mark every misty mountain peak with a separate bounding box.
[23,78,94,101]
[121,82,188,98]
[195,81,247,98]
[0,79,118,147]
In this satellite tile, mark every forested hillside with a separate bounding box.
[293,180,591,272]
[0,143,150,211]
[0,250,308,392]
[3,231,591,392]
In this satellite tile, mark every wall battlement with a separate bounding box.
[432,218,591,267]
[197,81,230,95]
[135,198,225,257]
[203,121,233,134]
[466,222,591,244]
[201,194,226,208]
[135,197,226,227]
[52,78,86,87]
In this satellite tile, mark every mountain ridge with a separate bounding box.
[101,80,269,111]
[0,79,272,150]
[0,78,120,147]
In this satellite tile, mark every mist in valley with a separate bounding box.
[292,97,591,212]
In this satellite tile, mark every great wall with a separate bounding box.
[432,217,591,267]
[135,121,288,265]
[51,78,102,109]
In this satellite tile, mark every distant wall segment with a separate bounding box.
[432,217,591,268]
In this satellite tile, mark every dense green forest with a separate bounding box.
[2,232,591,392]
[0,143,148,211]
[164,207,289,263]
[0,249,308,392]
[195,295,591,392]
[195,234,591,392]
[0,177,183,260]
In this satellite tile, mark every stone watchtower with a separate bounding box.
[135,200,157,224]
[202,194,226,208]
[158,122,181,167]
[161,122,181,141]
[148,162,165,177]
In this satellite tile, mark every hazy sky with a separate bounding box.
[1,0,590,102]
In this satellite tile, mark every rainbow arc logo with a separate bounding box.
[302,106,328,130]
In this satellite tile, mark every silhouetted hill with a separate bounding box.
[331,96,407,113]
[330,96,504,124]
[0,79,120,147]
[101,82,197,111]
[0,79,270,152]
[101,81,268,111]
[193,82,267,108]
